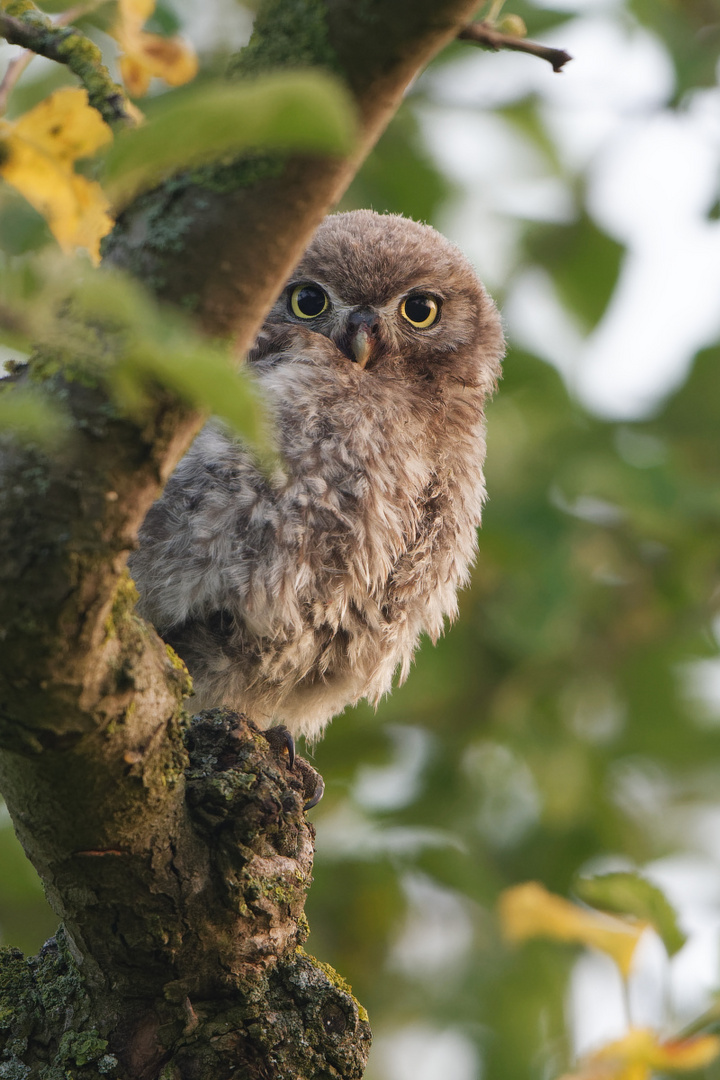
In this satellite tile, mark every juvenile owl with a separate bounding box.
[129,210,504,742]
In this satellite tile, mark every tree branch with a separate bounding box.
[0,709,370,1077]
[458,19,572,72]
[0,1,132,124]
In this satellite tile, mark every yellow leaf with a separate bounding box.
[113,0,198,97]
[119,54,152,99]
[498,881,644,977]
[0,88,113,263]
[65,173,114,260]
[560,1028,720,1080]
[137,34,197,86]
[644,1031,720,1070]
[120,0,155,27]
[13,86,112,163]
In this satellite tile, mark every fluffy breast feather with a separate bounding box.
[130,334,491,740]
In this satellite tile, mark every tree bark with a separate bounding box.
[0,1,481,1076]
[0,708,369,1078]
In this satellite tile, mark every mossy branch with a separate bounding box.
[0,0,133,124]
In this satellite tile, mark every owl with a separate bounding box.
[129,210,504,744]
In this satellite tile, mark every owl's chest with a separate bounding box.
[234,364,484,633]
[281,400,427,535]
[273,415,469,627]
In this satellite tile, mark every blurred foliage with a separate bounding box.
[573,871,687,957]
[339,107,454,224]
[2,1,720,1079]
[630,0,720,99]
[524,213,624,332]
[0,804,57,954]
[0,254,266,446]
[0,382,71,445]
[104,72,356,204]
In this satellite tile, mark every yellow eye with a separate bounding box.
[290,284,328,319]
[400,294,440,329]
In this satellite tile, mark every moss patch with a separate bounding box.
[0,931,118,1079]
[105,571,140,640]
[230,0,339,78]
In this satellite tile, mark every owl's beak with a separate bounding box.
[351,327,373,369]
[346,308,380,370]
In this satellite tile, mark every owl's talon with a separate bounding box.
[265,725,295,769]
[304,773,324,811]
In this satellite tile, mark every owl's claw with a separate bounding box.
[304,773,325,811]
[265,725,295,769]
[265,726,324,810]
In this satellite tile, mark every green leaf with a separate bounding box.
[145,1,182,37]
[629,0,720,102]
[113,342,264,445]
[0,258,266,447]
[67,268,266,444]
[0,385,70,446]
[0,190,52,256]
[0,256,47,350]
[104,73,357,203]
[573,871,687,957]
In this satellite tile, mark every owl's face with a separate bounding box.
[258,210,502,393]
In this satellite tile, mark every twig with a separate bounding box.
[0,2,132,124]
[459,19,572,73]
[0,52,32,114]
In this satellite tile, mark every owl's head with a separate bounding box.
[260,210,504,395]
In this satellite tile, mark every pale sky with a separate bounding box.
[425,4,720,419]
